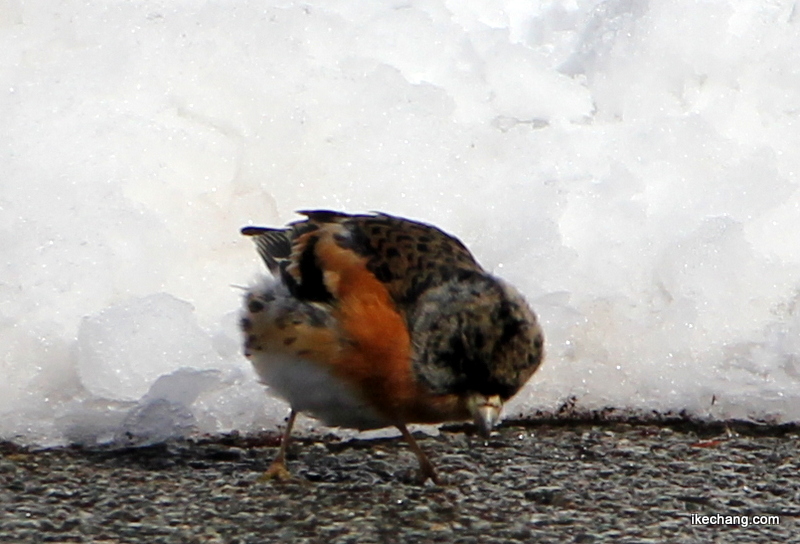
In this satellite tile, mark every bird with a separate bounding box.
[240,210,544,484]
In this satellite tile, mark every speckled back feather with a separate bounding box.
[244,211,485,309]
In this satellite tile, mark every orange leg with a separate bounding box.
[397,424,441,485]
[260,410,297,482]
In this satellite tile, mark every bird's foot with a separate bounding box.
[415,459,442,486]
[258,460,293,483]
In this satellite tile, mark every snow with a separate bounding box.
[2,0,799,447]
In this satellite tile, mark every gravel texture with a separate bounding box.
[2,419,798,543]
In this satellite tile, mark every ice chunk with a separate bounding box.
[116,368,223,446]
[77,294,224,402]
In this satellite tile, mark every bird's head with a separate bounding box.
[409,272,544,437]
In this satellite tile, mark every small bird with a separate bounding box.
[240,211,544,484]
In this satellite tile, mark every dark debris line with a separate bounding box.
[1,421,798,543]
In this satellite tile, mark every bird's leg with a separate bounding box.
[260,409,297,482]
[397,424,441,485]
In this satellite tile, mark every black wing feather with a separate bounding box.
[241,226,291,276]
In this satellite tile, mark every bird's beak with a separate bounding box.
[468,394,503,438]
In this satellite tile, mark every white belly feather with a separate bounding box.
[249,351,390,430]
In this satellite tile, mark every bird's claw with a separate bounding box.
[258,460,293,483]
[416,461,442,486]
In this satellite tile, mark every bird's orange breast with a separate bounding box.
[312,229,469,424]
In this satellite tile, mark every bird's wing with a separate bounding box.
[243,210,485,308]
[242,217,331,302]
[296,210,486,308]
[240,226,292,277]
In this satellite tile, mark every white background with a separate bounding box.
[2,0,799,446]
